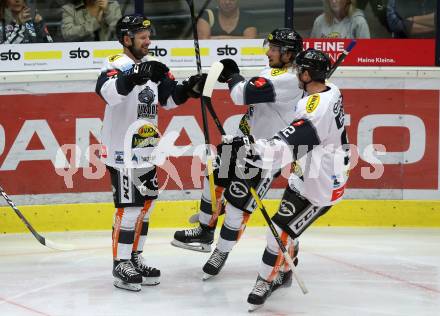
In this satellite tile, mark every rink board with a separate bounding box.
[1,66,440,234]
[1,199,440,233]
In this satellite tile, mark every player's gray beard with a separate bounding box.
[129,45,146,61]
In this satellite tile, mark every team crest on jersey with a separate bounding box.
[137,87,156,119]
[306,94,320,113]
[271,68,287,76]
[138,86,154,104]
[108,54,122,62]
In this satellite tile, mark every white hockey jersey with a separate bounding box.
[97,53,178,168]
[253,82,350,206]
[229,67,303,139]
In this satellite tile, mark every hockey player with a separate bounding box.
[242,48,350,311]
[171,28,304,278]
[95,14,206,292]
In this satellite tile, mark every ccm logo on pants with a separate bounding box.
[290,206,320,234]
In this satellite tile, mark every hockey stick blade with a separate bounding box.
[203,61,224,98]
[0,186,75,251]
[44,238,75,251]
[326,40,357,79]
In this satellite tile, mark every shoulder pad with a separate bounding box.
[270,68,288,76]
[104,53,133,72]
[249,77,268,89]
[108,53,123,63]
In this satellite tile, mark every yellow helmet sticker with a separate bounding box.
[306,94,320,113]
[268,34,273,41]
[271,68,288,76]
[143,19,151,27]
[108,54,122,62]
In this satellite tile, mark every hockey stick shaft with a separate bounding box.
[0,185,74,251]
[247,180,308,294]
[187,0,217,216]
[186,0,226,136]
[326,40,356,79]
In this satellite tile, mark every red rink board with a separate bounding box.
[0,89,438,195]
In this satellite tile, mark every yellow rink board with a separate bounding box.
[1,200,440,234]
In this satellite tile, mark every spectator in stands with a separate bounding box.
[311,0,371,38]
[61,0,121,41]
[0,0,53,43]
[197,0,257,39]
[357,0,390,31]
[387,0,435,38]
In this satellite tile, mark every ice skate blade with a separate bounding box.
[202,273,215,281]
[113,279,141,292]
[142,277,160,286]
[170,239,212,253]
[248,303,263,312]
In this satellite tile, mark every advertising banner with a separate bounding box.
[0,39,435,72]
[0,88,438,198]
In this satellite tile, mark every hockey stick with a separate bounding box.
[0,186,74,251]
[204,62,308,294]
[186,0,226,136]
[326,40,357,79]
[187,0,219,217]
[201,62,227,225]
[240,172,308,294]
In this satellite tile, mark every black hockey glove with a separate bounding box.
[221,135,256,156]
[182,73,207,98]
[127,61,169,85]
[218,58,240,83]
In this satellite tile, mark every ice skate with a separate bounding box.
[131,251,160,286]
[113,260,142,292]
[247,275,272,312]
[202,247,229,280]
[271,270,292,293]
[171,224,214,253]
[271,239,298,293]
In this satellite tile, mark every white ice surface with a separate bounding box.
[0,227,439,316]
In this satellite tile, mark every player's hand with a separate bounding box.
[183,73,207,98]
[18,7,32,24]
[221,135,255,155]
[218,58,240,83]
[137,61,169,83]
[127,61,169,85]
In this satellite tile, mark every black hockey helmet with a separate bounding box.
[116,14,151,43]
[295,48,331,81]
[263,28,303,55]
